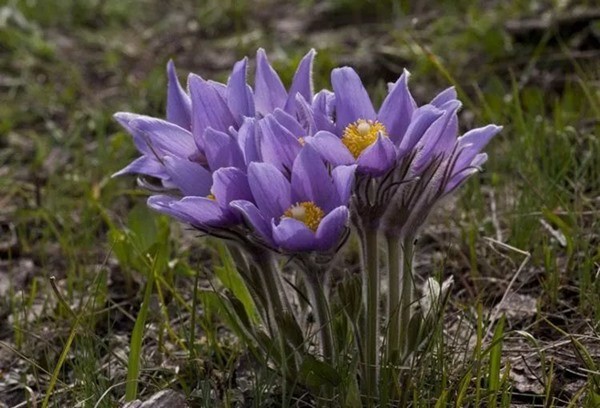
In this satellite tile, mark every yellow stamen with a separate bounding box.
[342,119,388,159]
[207,193,216,200]
[283,201,324,232]
[298,137,306,146]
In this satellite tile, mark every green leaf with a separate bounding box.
[276,311,305,349]
[125,261,155,401]
[488,315,505,408]
[214,242,258,323]
[299,355,342,388]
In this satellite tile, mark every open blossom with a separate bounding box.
[113,49,317,231]
[306,67,418,176]
[231,146,356,252]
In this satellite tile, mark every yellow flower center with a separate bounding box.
[298,137,306,146]
[207,193,216,200]
[283,201,324,232]
[342,119,388,159]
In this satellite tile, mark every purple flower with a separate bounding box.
[231,146,356,252]
[382,119,502,236]
[307,67,418,176]
[254,49,315,118]
[147,166,253,229]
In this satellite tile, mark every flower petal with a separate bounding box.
[237,117,261,165]
[254,48,287,116]
[212,167,253,208]
[112,156,167,179]
[230,199,274,245]
[258,114,302,173]
[147,195,193,224]
[189,74,236,149]
[203,128,246,171]
[166,60,192,130]
[272,217,316,252]
[273,108,305,137]
[356,134,397,176]
[227,57,255,124]
[378,69,417,144]
[331,67,376,133]
[291,145,334,211]
[315,206,349,251]
[430,86,458,108]
[163,156,212,196]
[283,49,315,114]
[129,116,196,158]
[170,196,229,226]
[331,164,357,205]
[306,131,355,166]
[397,105,444,157]
[247,162,291,220]
[454,125,501,169]
[413,101,461,172]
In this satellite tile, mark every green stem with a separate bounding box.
[362,227,380,403]
[304,271,334,364]
[398,237,415,357]
[252,252,298,375]
[386,235,401,361]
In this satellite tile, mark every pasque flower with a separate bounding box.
[231,145,356,252]
[114,49,317,230]
[307,67,417,176]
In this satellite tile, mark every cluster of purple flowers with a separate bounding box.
[115,48,500,254]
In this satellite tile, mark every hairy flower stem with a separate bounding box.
[398,236,415,357]
[361,227,380,402]
[251,251,298,375]
[304,271,334,364]
[386,234,401,361]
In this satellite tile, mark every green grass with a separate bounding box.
[1,0,599,406]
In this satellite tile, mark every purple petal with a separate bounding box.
[170,196,229,226]
[189,74,236,149]
[272,218,316,252]
[212,167,253,208]
[247,162,291,220]
[148,195,194,224]
[306,131,355,166]
[203,128,246,171]
[356,134,397,176]
[258,115,302,173]
[230,200,274,245]
[430,87,458,108]
[413,101,461,171]
[445,154,487,195]
[291,145,334,211]
[331,164,357,205]
[163,156,212,196]
[254,49,287,116]
[283,49,316,114]
[331,67,376,134]
[112,156,166,179]
[397,105,444,157]
[273,108,305,137]
[454,125,501,169]
[114,112,154,155]
[313,89,335,118]
[294,94,318,135]
[237,118,260,165]
[378,69,417,144]
[166,60,192,130]
[315,206,349,251]
[129,116,196,158]
[227,58,255,124]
